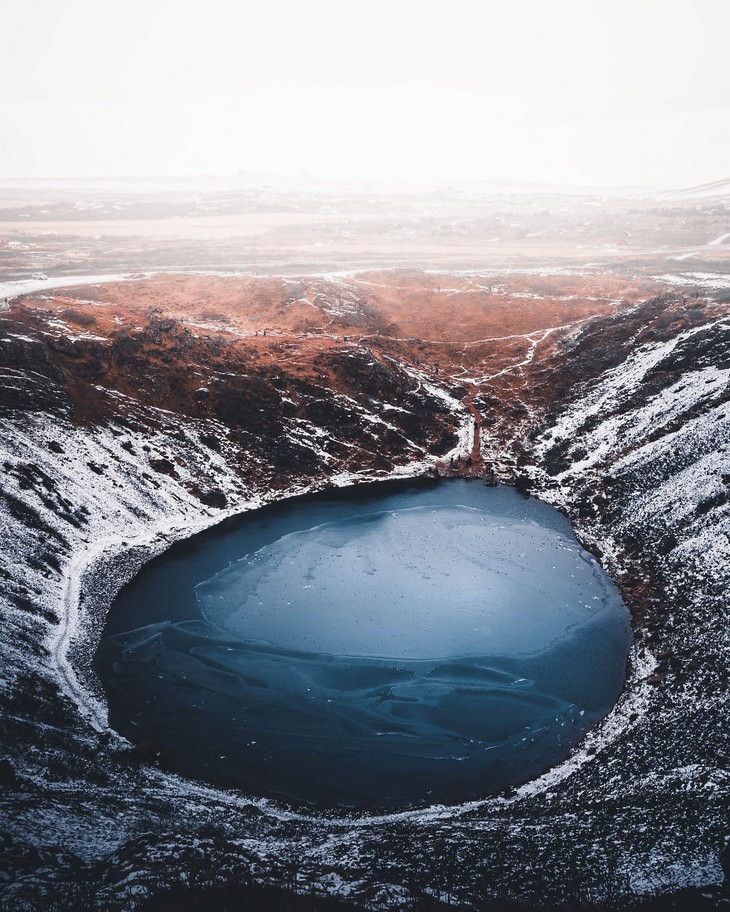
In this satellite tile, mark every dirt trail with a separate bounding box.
[434,382,489,479]
[462,385,484,474]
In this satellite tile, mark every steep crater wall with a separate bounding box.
[0,285,728,910]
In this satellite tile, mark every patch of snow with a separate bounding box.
[707,232,730,247]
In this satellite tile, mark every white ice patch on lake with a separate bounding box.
[196,504,615,661]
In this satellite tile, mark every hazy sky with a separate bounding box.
[1,0,728,188]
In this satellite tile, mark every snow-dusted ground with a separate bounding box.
[0,273,146,301]
[0,304,728,908]
[655,272,730,290]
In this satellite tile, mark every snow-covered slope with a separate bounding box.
[0,285,728,910]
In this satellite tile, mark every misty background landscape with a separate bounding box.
[0,1,729,910]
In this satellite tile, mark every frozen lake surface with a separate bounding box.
[98,480,631,809]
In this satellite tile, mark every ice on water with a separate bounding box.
[196,504,615,660]
[100,481,631,809]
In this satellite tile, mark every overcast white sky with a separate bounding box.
[1,0,728,188]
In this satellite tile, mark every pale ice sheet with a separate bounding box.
[196,504,618,661]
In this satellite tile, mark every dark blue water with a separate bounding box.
[97,480,631,810]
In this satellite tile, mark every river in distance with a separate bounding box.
[97,479,632,810]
